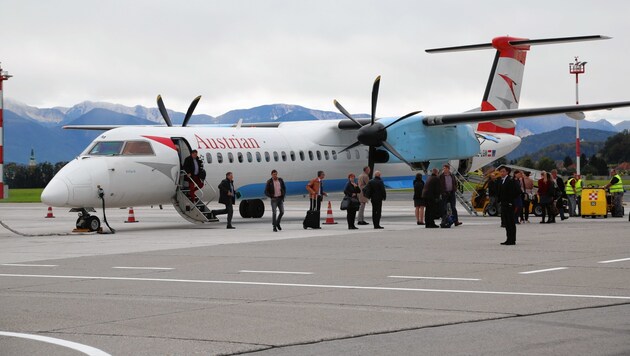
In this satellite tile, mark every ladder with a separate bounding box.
[172,171,219,223]
[452,169,478,216]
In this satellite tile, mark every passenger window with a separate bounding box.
[316,151,322,160]
[281,151,287,162]
[324,151,329,160]
[206,153,212,164]
[265,152,271,162]
[88,141,124,156]
[228,152,234,163]
[346,151,351,160]
[299,151,305,161]
[256,152,262,162]
[354,149,360,159]
[237,152,243,163]
[247,152,253,163]
[217,152,223,164]
[273,151,279,162]
[308,151,314,161]
[290,151,296,161]
[332,150,337,160]
[122,141,154,155]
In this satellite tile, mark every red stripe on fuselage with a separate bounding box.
[143,135,178,150]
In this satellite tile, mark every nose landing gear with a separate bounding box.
[72,208,101,232]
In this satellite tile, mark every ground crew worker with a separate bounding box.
[565,173,578,217]
[604,169,624,217]
[575,174,584,216]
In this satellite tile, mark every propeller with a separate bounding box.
[334,76,421,176]
[157,95,202,127]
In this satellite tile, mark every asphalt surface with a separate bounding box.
[1,195,629,355]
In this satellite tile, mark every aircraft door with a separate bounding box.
[172,137,218,201]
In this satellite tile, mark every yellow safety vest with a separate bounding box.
[575,179,583,196]
[610,174,624,193]
[565,178,575,195]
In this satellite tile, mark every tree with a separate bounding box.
[580,153,588,166]
[601,130,630,164]
[536,157,556,172]
[585,155,608,175]
[563,156,573,169]
[517,156,535,169]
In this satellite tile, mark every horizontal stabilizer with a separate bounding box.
[426,35,610,53]
[423,101,630,126]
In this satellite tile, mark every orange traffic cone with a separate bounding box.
[124,207,138,223]
[45,206,55,218]
[323,201,337,224]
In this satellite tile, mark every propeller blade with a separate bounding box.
[156,95,173,127]
[381,141,411,166]
[182,95,201,127]
[368,146,375,179]
[371,76,381,125]
[383,110,422,129]
[334,100,363,128]
[339,141,362,153]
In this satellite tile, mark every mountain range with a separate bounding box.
[3,99,629,164]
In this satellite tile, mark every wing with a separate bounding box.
[422,101,630,126]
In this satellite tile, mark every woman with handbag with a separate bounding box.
[343,173,361,230]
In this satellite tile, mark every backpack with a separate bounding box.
[362,184,372,199]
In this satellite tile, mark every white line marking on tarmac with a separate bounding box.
[519,267,568,275]
[1,264,58,267]
[239,270,313,275]
[1,273,629,300]
[389,275,481,281]
[0,331,111,356]
[598,257,630,264]
[112,267,174,270]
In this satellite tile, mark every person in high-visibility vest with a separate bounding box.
[565,173,578,217]
[575,175,584,216]
[604,169,624,217]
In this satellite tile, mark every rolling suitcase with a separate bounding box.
[303,210,321,229]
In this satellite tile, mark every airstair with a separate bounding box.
[172,170,219,223]
[453,169,478,216]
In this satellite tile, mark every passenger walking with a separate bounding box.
[357,166,371,225]
[498,166,520,245]
[306,171,327,212]
[523,171,535,223]
[422,168,441,228]
[367,171,386,229]
[183,149,204,201]
[537,171,554,223]
[343,173,361,229]
[264,169,286,232]
[551,169,567,221]
[413,173,425,225]
[212,172,236,229]
[440,164,462,226]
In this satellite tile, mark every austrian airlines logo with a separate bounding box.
[498,74,519,103]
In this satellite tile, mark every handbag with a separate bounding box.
[340,196,351,210]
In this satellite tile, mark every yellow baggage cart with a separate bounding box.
[581,187,607,218]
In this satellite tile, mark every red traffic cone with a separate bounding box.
[45,206,55,218]
[124,207,138,223]
[323,201,337,224]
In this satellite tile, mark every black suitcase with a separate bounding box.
[303,210,320,229]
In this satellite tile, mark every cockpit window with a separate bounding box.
[122,141,154,155]
[88,141,154,156]
[88,141,124,155]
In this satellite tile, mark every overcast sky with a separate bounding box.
[2,0,630,123]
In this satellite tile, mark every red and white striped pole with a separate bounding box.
[0,62,12,199]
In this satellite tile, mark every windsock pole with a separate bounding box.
[0,63,12,200]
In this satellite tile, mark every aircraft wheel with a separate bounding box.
[248,199,265,218]
[486,205,498,217]
[87,216,101,232]
[239,200,251,218]
[76,216,86,229]
[533,205,543,217]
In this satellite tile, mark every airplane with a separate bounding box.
[41,35,630,232]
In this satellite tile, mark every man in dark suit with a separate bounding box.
[498,166,520,245]
[422,168,441,228]
[368,170,387,229]
[213,172,236,229]
[182,150,204,201]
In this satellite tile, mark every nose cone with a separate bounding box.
[41,178,70,206]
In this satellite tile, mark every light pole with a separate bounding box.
[569,57,586,176]
[0,62,12,200]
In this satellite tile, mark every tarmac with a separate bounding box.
[0,193,629,355]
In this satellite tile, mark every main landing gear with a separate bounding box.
[239,199,265,218]
[73,208,101,232]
